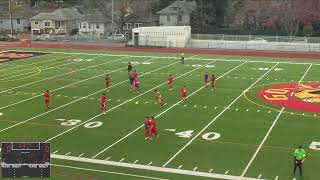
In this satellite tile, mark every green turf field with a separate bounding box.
[0,49,319,180]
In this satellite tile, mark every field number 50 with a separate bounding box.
[57,119,103,129]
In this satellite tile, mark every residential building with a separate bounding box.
[78,14,111,38]
[157,0,196,26]
[30,8,82,35]
[0,12,30,32]
[123,15,156,40]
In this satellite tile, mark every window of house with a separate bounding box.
[89,24,91,29]
[16,19,20,24]
[178,15,182,21]
[45,22,50,26]
[83,23,86,28]
[167,15,170,21]
[34,21,38,25]
[126,23,131,29]
[0,19,3,24]
[96,23,99,29]
[134,23,142,28]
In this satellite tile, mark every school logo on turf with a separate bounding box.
[258,83,320,113]
[0,51,48,63]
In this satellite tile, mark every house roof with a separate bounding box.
[157,0,196,15]
[81,14,111,23]
[30,8,82,21]
[125,14,155,23]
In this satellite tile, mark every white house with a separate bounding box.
[130,26,191,48]
[0,12,30,32]
[157,0,196,26]
[78,14,111,38]
[30,8,82,35]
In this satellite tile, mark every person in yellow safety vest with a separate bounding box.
[293,145,307,177]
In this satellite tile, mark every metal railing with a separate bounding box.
[191,34,320,44]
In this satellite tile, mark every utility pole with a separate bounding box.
[111,0,114,36]
[9,0,13,40]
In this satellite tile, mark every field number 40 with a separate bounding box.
[57,119,103,129]
[175,130,221,140]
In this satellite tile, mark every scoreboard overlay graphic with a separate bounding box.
[1,142,51,178]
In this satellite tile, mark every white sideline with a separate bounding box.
[0,56,153,110]
[52,163,170,180]
[162,63,279,167]
[0,57,79,81]
[51,154,264,180]
[0,60,179,134]
[21,50,320,66]
[91,61,246,158]
[0,56,128,94]
[0,54,75,72]
[46,60,215,143]
[240,64,313,177]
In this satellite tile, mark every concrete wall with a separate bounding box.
[131,26,191,48]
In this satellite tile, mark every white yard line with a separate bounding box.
[240,64,313,177]
[52,163,170,180]
[0,56,127,94]
[91,61,246,158]
[0,60,179,134]
[0,55,75,72]
[47,60,215,144]
[162,63,279,167]
[25,50,320,66]
[51,154,264,180]
[0,58,80,81]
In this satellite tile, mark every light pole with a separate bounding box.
[9,0,13,40]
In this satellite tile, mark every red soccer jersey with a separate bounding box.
[149,119,156,130]
[101,95,106,103]
[133,72,138,79]
[181,88,187,97]
[211,77,216,84]
[44,92,50,100]
[144,119,150,129]
[168,76,173,84]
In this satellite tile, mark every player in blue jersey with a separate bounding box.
[204,72,209,87]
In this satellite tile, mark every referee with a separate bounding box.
[293,145,307,177]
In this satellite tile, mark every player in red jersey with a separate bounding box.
[101,93,107,114]
[181,85,187,102]
[149,116,159,139]
[133,70,138,79]
[43,90,51,110]
[155,89,164,107]
[211,74,216,92]
[105,74,110,91]
[133,77,139,93]
[144,116,151,140]
[168,74,173,91]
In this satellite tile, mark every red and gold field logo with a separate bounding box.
[259,84,320,113]
[0,51,48,63]
[0,53,33,59]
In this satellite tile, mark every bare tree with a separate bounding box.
[82,0,151,33]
